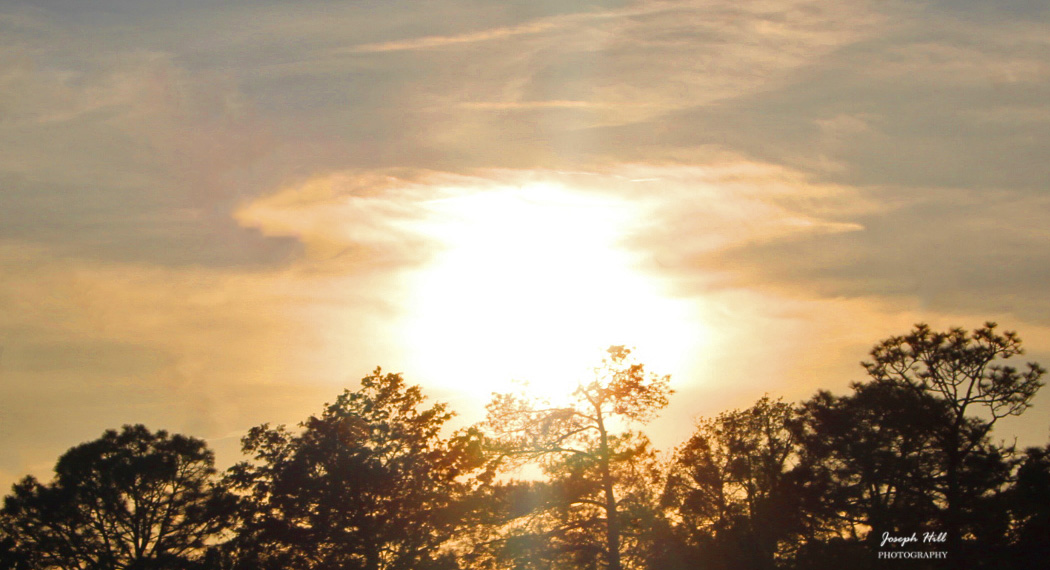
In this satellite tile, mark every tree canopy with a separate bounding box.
[863,323,1045,565]
[483,346,672,570]
[224,368,486,570]
[0,424,233,570]
[662,396,805,570]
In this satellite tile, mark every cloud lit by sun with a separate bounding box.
[232,161,877,404]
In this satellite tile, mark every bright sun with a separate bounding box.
[401,181,702,400]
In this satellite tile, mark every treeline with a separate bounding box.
[2,323,1048,570]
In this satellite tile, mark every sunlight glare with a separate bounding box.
[401,181,702,401]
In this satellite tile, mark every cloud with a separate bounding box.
[347,18,564,54]
[312,0,885,168]
[0,45,297,267]
[237,159,864,247]
[604,1,1050,188]
[228,158,1044,336]
[458,100,617,110]
[0,0,893,205]
[700,187,1050,324]
[234,170,481,268]
[231,160,875,303]
[593,161,874,280]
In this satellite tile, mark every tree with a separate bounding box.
[662,396,805,570]
[792,381,1020,570]
[794,383,947,542]
[862,323,1044,566]
[483,346,672,570]
[1004,444,1050,567]
[224,368,486,570]
[0,424,234,570]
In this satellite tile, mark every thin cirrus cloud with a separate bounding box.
[341,2,683,55]
[385,0,885,138]
[232,161,870,275]
[345,18,565,54]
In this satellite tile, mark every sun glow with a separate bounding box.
[401,181,702,400]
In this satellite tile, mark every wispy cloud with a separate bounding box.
[347,19,563,53]
[457,100,616,110]
[344,3,674,54]
[233,161,872,289]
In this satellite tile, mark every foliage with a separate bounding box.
[1002,445,1050,567]
[861,323,1045,562]
[0,424,233,570]
[794,383,948,540]
[863,322,1044,429]
[662,396,805,570]
[482,346,672,570]
[224,368,486,570]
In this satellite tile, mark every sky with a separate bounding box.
[2,0,1050,490]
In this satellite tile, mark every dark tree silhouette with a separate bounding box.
[0,425,234,570]
[793,384,1010,570]
[224,368,486,570]
[1004,444,1050,568]
[795,383,947,542]
[483,346,671,570]
[662,396,804,570]
[862,323,1045,566]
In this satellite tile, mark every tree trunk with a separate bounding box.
[946,446,963,570]
[365,543,381,570]
[597,415,621,570]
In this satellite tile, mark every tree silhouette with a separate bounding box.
[795,383,947,543]
[224,368,486,570]
[1004,444,1050,568]
[483,346,671,570]
[662,396,804,570]
[0,425,234,570]
[862,323,1045,566]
